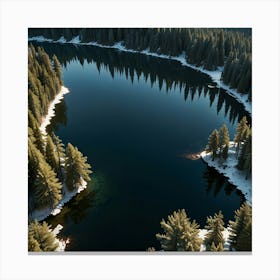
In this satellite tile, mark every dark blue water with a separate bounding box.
[35,43,248,251]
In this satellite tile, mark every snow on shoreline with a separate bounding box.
[28,36,252,115]
[51,224,70,251]
[29,178,87,222]
[200,141,252,204]
[40,85,69,137]
[29,85,88,222]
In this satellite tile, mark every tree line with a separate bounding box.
[150,202,252,252]
[206,116,252,178]
[31,39,250,126]
[29,28,252,97]
[28,45,92,251]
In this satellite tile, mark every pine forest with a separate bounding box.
[28,28,252,252]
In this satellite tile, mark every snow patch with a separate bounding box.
[68,36,81,44]
[28,36,252,115]
[55,36,67,43]
[200,141,252,204]
[39,86,69,138]
[29,36,53,43]
[50,224,70,251]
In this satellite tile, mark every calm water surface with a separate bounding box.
[33,42,249,251]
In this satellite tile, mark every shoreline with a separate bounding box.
[51,224,70,251]
[29,86,88,222]
[200,141,252,204]
[40,85,69,137]
[28,36,252,115]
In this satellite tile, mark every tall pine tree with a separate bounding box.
[34,160,62,208]
[156,209,202,251]
[204,211,225,251]
[206,129,220,160]
[228,203,252,251]
[65,143,92,191]
[219,124,230,159]
[234,116,249,156]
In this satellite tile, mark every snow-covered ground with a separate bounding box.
[199,228,230,251]
[51,224,70,251]
[200,141,252,204]
[28,36,252,115]
[40,86,69,138]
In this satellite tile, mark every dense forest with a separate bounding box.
[27,30,252,252]
[28,45,92,251]
[29,28,252,100]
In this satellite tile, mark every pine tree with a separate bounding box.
[206,129,220,160]
[53,55,62,85]
[32,120,45,155]
[28,220,59,251]
[156,209,202,251]
[204,211,225,251]
[228,203,252,251]
[34,160,62,209]
[217,30,225,66]
[65,143,92,191]
[210,242,224,252]
[219,124,230,159]
[28,233,41,252]
[237,134,252,179]
[234,116,249,156]
[45,135,61,180]
[51,133,65,180]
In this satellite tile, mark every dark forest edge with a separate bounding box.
[28,28,252,100]
[28,45,92,250]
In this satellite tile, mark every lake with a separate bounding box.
[32,42,249,251]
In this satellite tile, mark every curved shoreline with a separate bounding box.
[29,86,88,222]
[200,142,252,204]
[28,36,252,115]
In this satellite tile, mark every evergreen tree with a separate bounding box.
[51,133,65,180]
[206,129,220,160]
[228,203,252,251]
[45,135,62,180]
[65,143,92,191]
[28,234,41,252]
[217,30,225,66]
[29,28,252,96]
[210,242,224,251]
[34,160,62,209]
[204,211,225,251]
[237,135,252,179]
[219,124,230,159]
[234,116,249,156]
[53,55,62,85]
[28,220,59,251]
[156,209,202,251]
